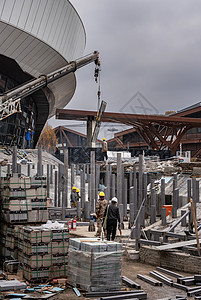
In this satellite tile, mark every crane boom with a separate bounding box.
[0,51,100,121]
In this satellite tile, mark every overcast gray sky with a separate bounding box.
[50,0,201,139]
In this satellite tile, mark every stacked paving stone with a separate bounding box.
[0,174,48,223]
[0,174,48,261]
[68,238,122,292]
[17,225,69,281]
[0,174,69,282]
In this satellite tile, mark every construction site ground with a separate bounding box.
[59,226,193,300]
[55,257,191,300]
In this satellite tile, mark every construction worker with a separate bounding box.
[103,197,120,241]
[70,186,77,208]
[95,191,108,237]
[25,128,33,149]
[76,188,81,205]
[102,138,108,161]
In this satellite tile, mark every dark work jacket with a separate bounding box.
[104,204,120,223]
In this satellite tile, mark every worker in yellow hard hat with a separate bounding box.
[75,188,81,205]
[102,138,108,161]
[95,191,108,237]
[70,186,77,208]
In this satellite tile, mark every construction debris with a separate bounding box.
[0,279,26,291]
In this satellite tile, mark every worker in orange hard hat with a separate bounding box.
[102,138,108,161]
[95,191,108,237]
[70,186,77,208]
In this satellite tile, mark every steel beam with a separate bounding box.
[137,274,162,286]
[122,276,141,289]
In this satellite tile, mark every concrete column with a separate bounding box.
[12,145,17,174]
[196,180,200,203]
[71,164,75,188]
[135,222,140,251]
[129,202,134,227]
[95,164,100,202]
[192,178,197,216]
[86,164,90,182]
[76,164,79,176]
[105,164,110,201]
[161,178,165,206]
[143,172,148,204]
[181,210,187,227]
[77,201,81,220]
[187,178,192,202]
[90,151,96,213]
[150,205,156,224]
[80,169,86,208]
[88,174,91,201]
[54,170,58,207]
[17,164,21,174]
[138,154,143,208]
[119,203,123,224]
[140,206,145,227]
[7,164,11,175]
[173,173,177,190]
[111,174,116,198]
[117,153,122,204]
[129,172,133,189]
[61,170,65,221]
[47,164,50,198]
[37,147,42,177]
[63,149,68,208]
[84,201,90,221]
[172,188,179,218]
[58,164,62,207]
[134,177,138,219]
[151,188,156,206]
[123,178,127,218]
[87,117,96,148]
[161,207,166,226]
[50,165,53,184]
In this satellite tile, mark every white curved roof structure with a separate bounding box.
[0,0,86,116]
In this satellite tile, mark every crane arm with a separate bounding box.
[0,51,100,121]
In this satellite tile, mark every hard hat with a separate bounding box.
[103,138,106,141]
[76,188,80,193]
[72,186,76,190]
[111,197,118,203]
[99,191,105,197]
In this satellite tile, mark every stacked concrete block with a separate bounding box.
[0,223,20,260]
[68,238,122,292]
[17,225,69,281]
[0,175,48,223]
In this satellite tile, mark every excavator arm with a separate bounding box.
[0,51,100,121]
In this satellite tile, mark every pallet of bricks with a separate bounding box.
[68,238,122,292]
[0,174,48,223]
[0,174,48,263]
[0,174,68,281]
[17,224,69,281]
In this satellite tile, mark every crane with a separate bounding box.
[0,51,100,121]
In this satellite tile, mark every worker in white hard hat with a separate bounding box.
[103,197,120,241]
[102,137,108,161]
[95,191,108,237]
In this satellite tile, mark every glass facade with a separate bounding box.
[0,74,37,148]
